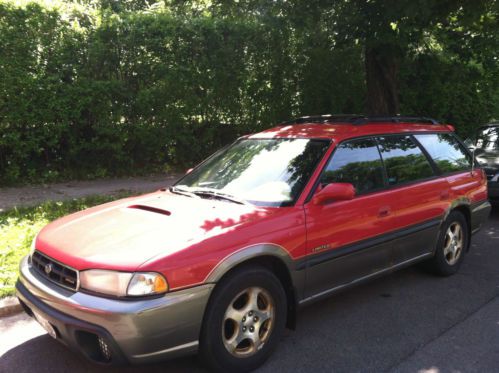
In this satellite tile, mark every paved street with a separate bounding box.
[1,207,498,373]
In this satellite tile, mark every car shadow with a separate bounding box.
[1,334,207,373]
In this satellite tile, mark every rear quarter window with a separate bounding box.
[414,133,472,173]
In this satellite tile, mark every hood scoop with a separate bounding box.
[127,205,172,216]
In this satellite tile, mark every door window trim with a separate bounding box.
[305,131,453,203]
[306,136,388,201]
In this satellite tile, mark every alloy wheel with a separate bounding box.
[443,222,464,266]
[222,286,275,358]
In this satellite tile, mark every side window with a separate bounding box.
[414,133,472,173]
[320,138,385,194]
[377,135,434,185]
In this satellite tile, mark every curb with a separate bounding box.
[0,296,23,318]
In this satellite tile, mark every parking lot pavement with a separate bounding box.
[1,208,498,373]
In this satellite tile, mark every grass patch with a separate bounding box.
[0,193,133,298]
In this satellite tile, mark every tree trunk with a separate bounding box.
[365,44,400,116]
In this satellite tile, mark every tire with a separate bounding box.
[199,265,287,372]
[427,211,468,276]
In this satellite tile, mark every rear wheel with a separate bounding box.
[427,211,468,276]
[200,266,286,372]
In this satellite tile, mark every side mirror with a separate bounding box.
[312,183,355,205]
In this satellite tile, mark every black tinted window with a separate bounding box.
[377,135,434,185]
[414,134,472,173]
[321,138,385,194]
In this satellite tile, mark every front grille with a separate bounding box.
[31,250,79,291]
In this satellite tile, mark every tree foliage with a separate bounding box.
[0,0,497,185]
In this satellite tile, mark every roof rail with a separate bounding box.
[282,114,440,126]
[353,116,440,125]
[281,114,364,125]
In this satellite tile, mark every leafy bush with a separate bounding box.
[0,2,497,185]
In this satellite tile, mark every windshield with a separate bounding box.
[475,127,499,151]
[175,138,330,206]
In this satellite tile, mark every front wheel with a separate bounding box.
[427,211,468,276]
[200,266,287,372]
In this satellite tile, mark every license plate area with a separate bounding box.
[33,311,58,339]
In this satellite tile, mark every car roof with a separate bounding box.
[480,122,499,128]
[249,121,453,142]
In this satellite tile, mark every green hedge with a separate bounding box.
[0,4,361,184]
[0,3,496,185]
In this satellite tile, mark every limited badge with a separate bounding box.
[313,244,331,253]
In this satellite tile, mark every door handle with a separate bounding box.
[378,206,391,217]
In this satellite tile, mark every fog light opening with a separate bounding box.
[76,331,113,363]
[98,336,112,362]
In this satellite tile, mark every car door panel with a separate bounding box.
[303,137,393,298]
[375,135,447,265]
[383,178,449,264]
[303,192,394,298]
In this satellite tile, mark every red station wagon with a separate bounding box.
[16,115,491,372]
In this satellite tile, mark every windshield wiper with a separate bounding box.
[189,188,249,205]
[169,186,200,199]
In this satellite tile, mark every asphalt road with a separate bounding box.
[1,207,499,373]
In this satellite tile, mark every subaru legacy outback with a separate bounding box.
[17,115,491,372]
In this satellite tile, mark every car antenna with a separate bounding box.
[471,147,476,175]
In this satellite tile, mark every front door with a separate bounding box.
[303,137,394,299]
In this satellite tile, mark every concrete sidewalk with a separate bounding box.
[0,174,180,212]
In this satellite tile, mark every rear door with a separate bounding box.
[375,134,449,264]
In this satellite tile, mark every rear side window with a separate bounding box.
[321,138,385,194]
[377,135,434,185]
[414,133,472,173]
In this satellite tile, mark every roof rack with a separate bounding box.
[354,116,440,125]
[482,121,499,127]
[281,114,364,125]
[282,114,440,126]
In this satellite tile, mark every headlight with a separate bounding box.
[79,270,168,297]
[127,273,169,296]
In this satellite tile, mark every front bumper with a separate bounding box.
[16,256,214,365]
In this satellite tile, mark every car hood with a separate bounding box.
[35,191,270,271]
